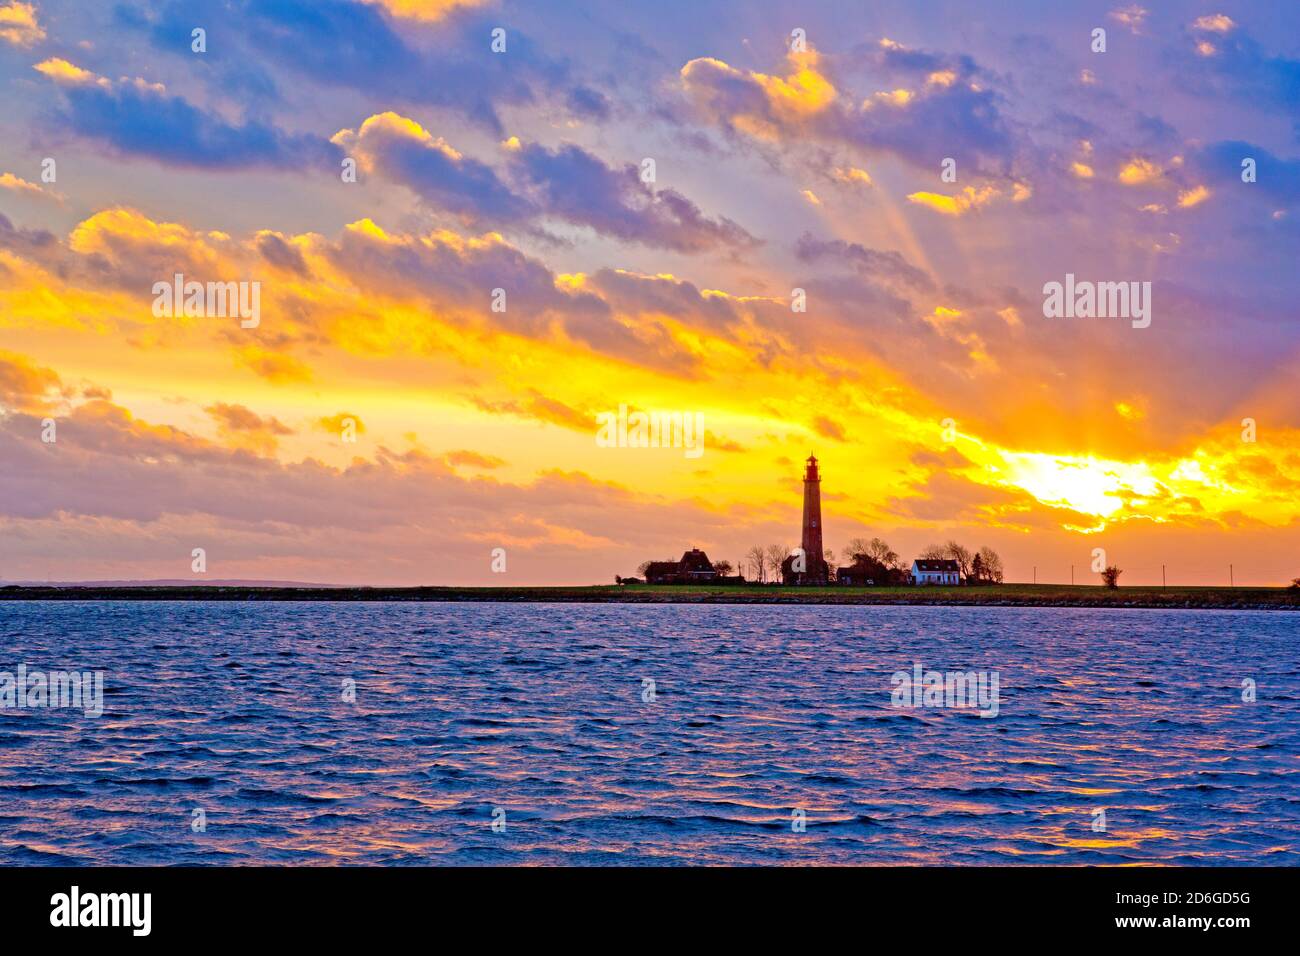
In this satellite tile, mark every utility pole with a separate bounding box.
[1162,564,1166,588]
[1070,565,1074,586]
[1230,564,1234,588]
[1033,566,1036,585]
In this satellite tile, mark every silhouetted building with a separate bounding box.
[837,554,878,586]
[782,454,830,585]
[644,549,718,584]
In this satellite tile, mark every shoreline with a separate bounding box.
[3,584,1299,611]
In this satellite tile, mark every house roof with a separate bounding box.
[913,559,961,573]
[678,549,715,572]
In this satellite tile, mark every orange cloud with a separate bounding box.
[906,185,999,216]
[0,1,43,47]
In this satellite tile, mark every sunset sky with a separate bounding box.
[1,0,1298,586]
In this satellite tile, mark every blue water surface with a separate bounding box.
[0,601,1296,865]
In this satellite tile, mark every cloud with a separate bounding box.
[204,401,293,454]
[34,57,105,86]
[323,218,605,334]
[1186,140,1300,207]
[130,0,575,135]
[680,43,1015,174]
[506,141,757,251]
[0,1,43,47]
[1118,156,1163,185]
[315,412,366,436]
[1176,184,1211,208]
[336,113,755,250]
[234,346,312,384]
[254,231,310,276]
[358,0,487,21]
[906,185,1000,216]
[1170,15,1300,105]
[0,350,61,413]
[471,391,593,433]
[566,85,612,121]
[0,205,706,376]
[0,386,770,584]
[812,416,846,441]
[444,449,506,469]
[793,233,933,291]
[0,171,59,203]
[332,112,534,223]
[1109,5,1148,34]
[1191,14,1235,34]
[34,59,339,169]
[585,269,744,331]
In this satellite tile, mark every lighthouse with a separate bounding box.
[784,453,830,584]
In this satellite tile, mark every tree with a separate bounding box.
[1102,565,1122,589]
[842,537,872,564]
[870,538,902,569]
[766,544,788,582]
[712,560,733,577]
[944,540,973,579]
[637,560,654,577]
[970,552,984,584]
[746,546,768,583]
[920,544,947,560]
[977,546,1004,584]
[824,549,838,578]
[1290,577,1300,590]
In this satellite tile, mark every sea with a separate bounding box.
[1,601,1296,865]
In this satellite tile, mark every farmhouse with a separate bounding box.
[911,559,962,585]
[643,549,718,584]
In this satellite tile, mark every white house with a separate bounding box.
[911,558,962,585]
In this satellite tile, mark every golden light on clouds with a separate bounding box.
[359,0,487,21]
[34,57,106,86]
[1191,14,1235,33]
[0,1,43,47]
[4,2,1299,590]
[907,185,998,216]
[1177,185,1211,208]
[1119,158,1162,185]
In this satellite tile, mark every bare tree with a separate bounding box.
[1102,565,1122,589]
[919,544,947,560]
[842,537,872,564]
[823,549,838,578]
[712,559,733,577]
[944,540,973,579]
[746,546,768,583]
[866,537,901,569]
[976,546,1004,584]
[637,560,654,577]
[766,544,788,582]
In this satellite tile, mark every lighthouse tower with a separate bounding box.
[787,453,830,585]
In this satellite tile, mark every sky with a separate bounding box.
[0,0,1298,586]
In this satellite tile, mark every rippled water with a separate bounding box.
[1,601,1297,865]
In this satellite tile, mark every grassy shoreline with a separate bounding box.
[2,583,1298,610]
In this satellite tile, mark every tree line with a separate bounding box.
[734,537,1005,585]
